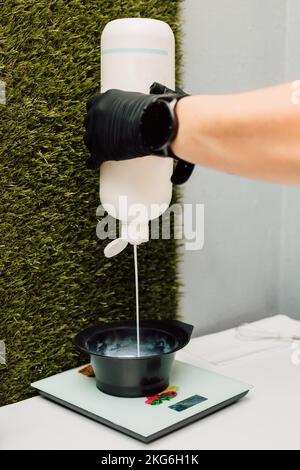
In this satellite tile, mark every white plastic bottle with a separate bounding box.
[99,18,175,257]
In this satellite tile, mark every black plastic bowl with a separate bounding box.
[74,320,193,397]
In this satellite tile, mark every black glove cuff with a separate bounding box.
[140,95,180,156]
[140,95,195,185]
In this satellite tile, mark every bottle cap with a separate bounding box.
[104,238,128,258]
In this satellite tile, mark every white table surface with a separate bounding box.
[1,315,300,450]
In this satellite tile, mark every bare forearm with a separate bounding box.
[172,83,300,184]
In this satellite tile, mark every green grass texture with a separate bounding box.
[0,0,183,405]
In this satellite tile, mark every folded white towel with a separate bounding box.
[178,315,300,366]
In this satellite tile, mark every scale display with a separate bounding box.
[32,361,251,443]
[169,394,207,412]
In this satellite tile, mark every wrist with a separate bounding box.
[171,94,238,168]
[170,95,202,162]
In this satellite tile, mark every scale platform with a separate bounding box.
[31,361,252,443]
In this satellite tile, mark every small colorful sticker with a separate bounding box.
[145,386,178,406]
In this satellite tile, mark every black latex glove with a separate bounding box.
[83,82,194,184]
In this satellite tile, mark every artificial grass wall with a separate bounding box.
[0,1,182,405]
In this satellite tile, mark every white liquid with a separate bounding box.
[133,244,140,356]
[94,333,173,357]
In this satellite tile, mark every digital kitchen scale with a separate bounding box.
[31,361,251,443]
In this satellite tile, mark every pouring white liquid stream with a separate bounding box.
[133,244,140,357]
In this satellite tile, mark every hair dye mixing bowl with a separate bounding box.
[74,320,193,397]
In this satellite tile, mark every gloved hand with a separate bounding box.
[83,82,194,185]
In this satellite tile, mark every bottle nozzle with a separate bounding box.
[121,222,149,245]
[103,222,149,258]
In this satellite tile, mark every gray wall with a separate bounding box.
[180,0,300,335]
[279,0,300,317]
